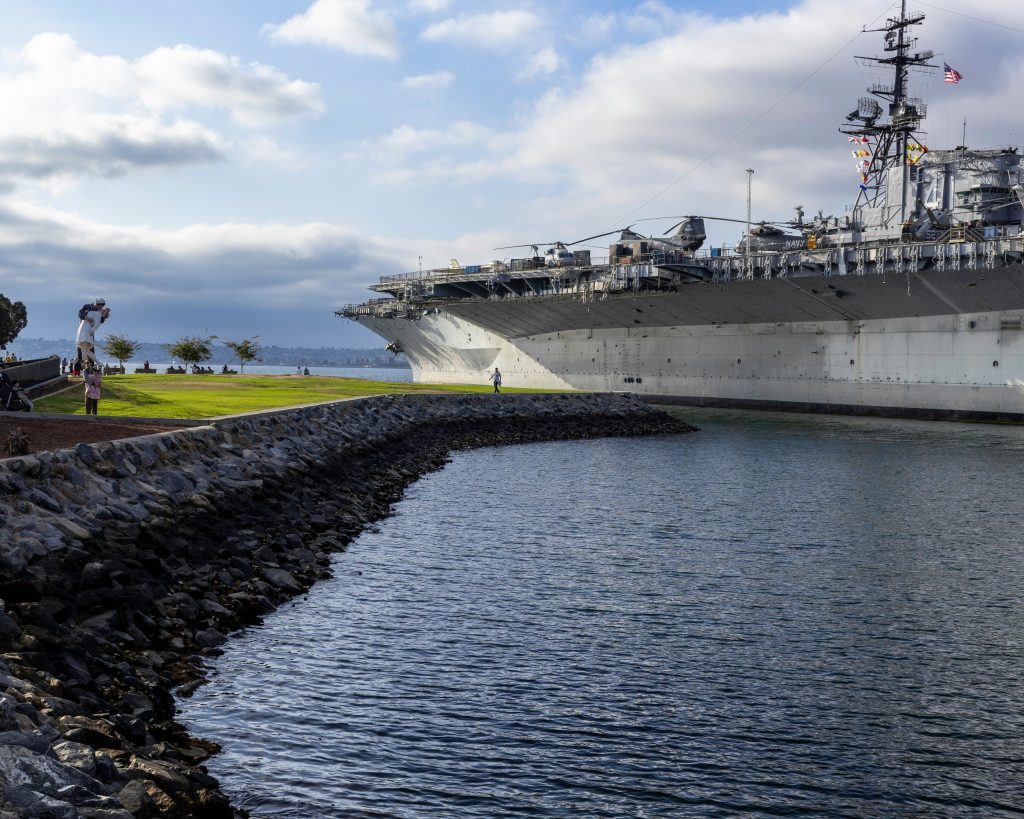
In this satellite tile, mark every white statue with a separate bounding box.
[75,298,109,367]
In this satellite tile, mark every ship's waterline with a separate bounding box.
[355,302,1024,420]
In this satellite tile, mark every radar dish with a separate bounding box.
[858,97,882,121]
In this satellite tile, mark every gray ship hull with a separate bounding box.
[353,265,1024,421]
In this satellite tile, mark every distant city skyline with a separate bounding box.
[0,0,1021,346]
[6,335,406,368]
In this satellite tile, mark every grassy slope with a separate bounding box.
[34,374,560,419]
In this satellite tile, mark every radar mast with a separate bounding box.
[841,0,936,230]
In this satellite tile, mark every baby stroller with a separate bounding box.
[0,370,32,411]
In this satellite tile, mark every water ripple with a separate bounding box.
[181,410,1024,818]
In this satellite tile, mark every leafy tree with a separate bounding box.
[0,293,27,349]
[164,335,216,368]
[222,336,262,373]
[101,335,140,369]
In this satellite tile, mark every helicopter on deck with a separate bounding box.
[498,224,719,268]
[494,208,811,272]
[646,207,810,254]
[497,228,635,268]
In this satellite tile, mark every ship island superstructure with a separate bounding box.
[340,3,1024,421]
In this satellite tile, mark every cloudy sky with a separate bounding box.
[2,0,1022,347]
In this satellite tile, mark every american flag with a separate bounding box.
[944,63,963,84]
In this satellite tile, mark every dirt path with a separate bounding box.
[0,416,181,457]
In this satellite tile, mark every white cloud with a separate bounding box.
[407,0,451,12]
[135,45,324,127]
[356,0,1024,255]
[242,136,303,166]
[14,34,323,127]
[624,1,685,34]
[576,1,705,43]
[517,47,561,81]
[264,0,399,60]
[469,5,870,230]
[374,121,493,159]
[0,200,554,345]
[0,118,224,183]
[578,13,615,43]
[0,33,322,185]
[18,32,134,96]
[421,10,541,47]
[0,199,404,341]
[401,70,455,91]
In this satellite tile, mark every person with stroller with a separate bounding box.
[0,371,32,411]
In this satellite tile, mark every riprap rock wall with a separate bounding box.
[0,393,693,818]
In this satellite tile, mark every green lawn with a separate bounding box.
[34,374,562,419]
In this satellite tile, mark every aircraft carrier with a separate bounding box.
[340,3,1024,421]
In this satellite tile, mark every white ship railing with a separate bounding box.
[374,224,1024,287]
[360,234,1024,306]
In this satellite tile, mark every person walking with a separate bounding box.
[489,367,502,394]
[84,367,102,415]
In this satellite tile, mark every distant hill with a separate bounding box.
[5,337,409,368]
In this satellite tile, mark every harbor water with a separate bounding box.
[179,409,1024,817]
[121,363,412,381]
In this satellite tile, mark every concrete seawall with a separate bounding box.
[0,356,62,394]
[0,392,694,818]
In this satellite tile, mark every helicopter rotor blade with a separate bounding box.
[699,215,749,225]
[567,225,639,246]
[659,215,745,236]
[567,230,618,246]
[658,214,798,235]
[495,242,558,251]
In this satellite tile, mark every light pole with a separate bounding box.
[745,168,754,255]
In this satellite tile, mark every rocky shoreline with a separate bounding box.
[0,393,694,818]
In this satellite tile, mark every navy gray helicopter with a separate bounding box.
[496,211,807,271]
